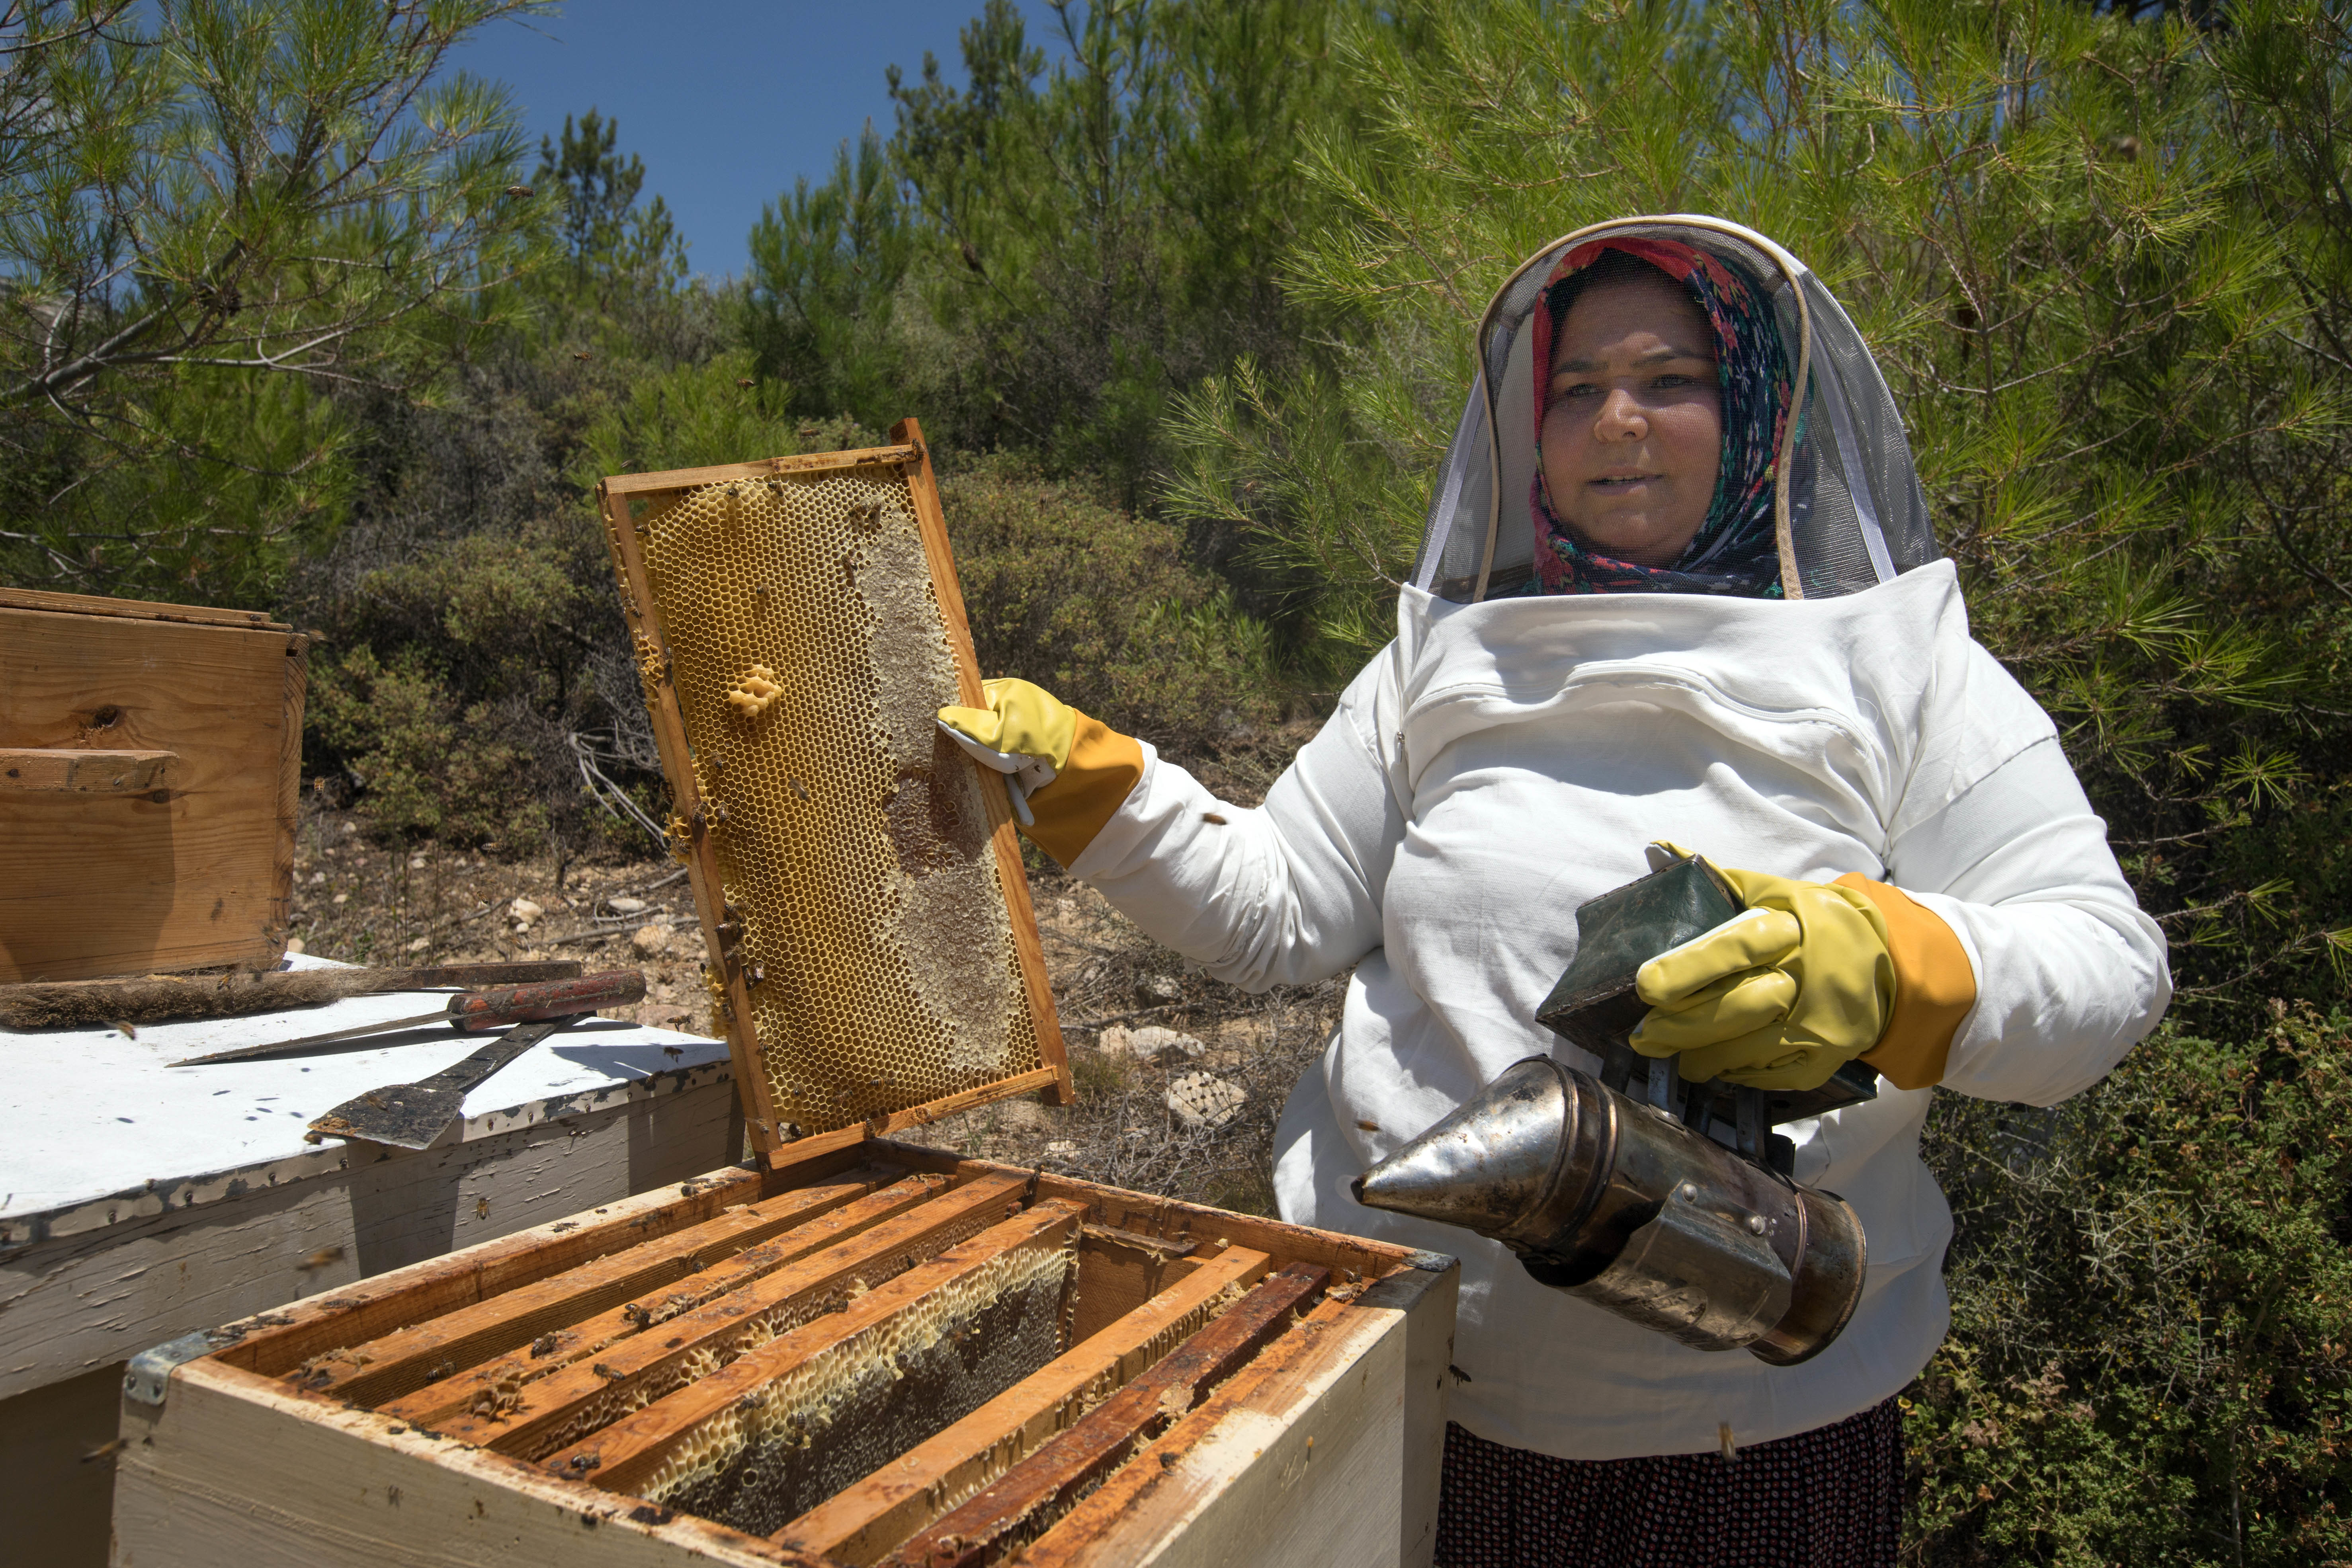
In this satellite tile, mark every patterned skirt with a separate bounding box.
[1433,1398,1905,1568]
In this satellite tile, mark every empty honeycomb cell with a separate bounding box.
[635,465,1045,1134]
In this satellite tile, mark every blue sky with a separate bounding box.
[448,1,1060,279]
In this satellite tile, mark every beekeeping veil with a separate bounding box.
[1411,216,1939,601]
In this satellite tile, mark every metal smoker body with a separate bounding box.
[1354,855,1872,1365]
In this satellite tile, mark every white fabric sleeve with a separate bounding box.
[1065,657,1404,992]
[1886,734,2172,1106]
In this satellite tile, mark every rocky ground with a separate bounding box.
[285,743,1339,1217]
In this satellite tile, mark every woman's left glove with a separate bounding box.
[1629,846,1976,1092]
[935,679,1144,868]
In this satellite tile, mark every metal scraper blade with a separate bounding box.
[307,1017,573,1149]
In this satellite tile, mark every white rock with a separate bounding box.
[632,923,672,956]
[608,896,648,914]
[407,936,431,953]
[408,855,427,869]
[509,897,543,923]
[332,892,349,905]
[1165,1072,1246,1131]
[284,937,306,955]
[309,871,326,885]
[1140,974,1184,1003]
[1045,1139,1078,1158]
[1100,1025,1205,1062]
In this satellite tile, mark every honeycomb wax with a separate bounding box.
[636,468,1043,1135]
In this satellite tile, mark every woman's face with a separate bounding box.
[1539,274,1723,567]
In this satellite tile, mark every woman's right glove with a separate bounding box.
[935,679,1144,868]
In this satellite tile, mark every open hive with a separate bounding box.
[107,421,1458,1567]
[108,1145,1457,1567]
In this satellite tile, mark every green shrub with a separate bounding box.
[308,645,550,851]
[1909,1010,2352,1565]
[941,458,1280,756]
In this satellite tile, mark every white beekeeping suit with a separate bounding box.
[976,217,2172,1462]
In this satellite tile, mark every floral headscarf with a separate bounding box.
[1528,237,1793,597]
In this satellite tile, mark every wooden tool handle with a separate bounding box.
[0,960,588,1031]
[448,970,644,1031]
[371,961,584,991]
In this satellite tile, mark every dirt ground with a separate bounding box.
[285,756,1340,1217]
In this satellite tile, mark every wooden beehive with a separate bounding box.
[105,421,1459,1565]
[109,1143,1457,1566]
[0,586,307,982]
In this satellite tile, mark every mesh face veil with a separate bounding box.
[1409,217,1940,603]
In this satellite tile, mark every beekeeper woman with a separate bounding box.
[938,216,2169,1563]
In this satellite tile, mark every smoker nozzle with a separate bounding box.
[1354,1057,1866,1365]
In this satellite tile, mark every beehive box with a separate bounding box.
[109,1143,1456,1567]
[0,586,307,982]
[107,421,1458,1565]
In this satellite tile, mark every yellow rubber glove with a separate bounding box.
[936,678,1080,818]
[936,678,1144,868]
[1629,847,1896,1091]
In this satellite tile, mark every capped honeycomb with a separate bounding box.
[634,464,1043,1135]
[516,1194,1013,1461]
[639,1222,1080,1535]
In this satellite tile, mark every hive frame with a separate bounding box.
[598,418,1073,1160]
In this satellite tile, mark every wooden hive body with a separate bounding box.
[109,1144,1457,1567]
[0,587,306,982]
[107,420,1458,1565]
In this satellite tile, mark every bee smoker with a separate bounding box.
[1352,853,1873,1365]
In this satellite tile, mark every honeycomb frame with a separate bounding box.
[597,418,1072,1158]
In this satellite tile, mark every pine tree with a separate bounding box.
[0,0,545,601]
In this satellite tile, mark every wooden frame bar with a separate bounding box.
[865,1140,1440,1285]
[209,1164,779,1379]
[434,1174,1034,1458]
[553,1201,1089,1492]
[760,1068,1064,1170]
[1017,1295,1362,1566]
[599,445,924,497]
[881,1267,1328,1568]
[0,584,287,629]
[379,1176,954,1429]
[776,1244,1276,1564]
[0,746,177,792]
[302,1173,891,1406]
